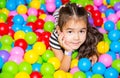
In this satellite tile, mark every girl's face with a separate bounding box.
[58,19,87,50]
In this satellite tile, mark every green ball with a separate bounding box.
[39,0,45,4]
[70,0,77,3]
[73,71,86,78]
[110,0,119,6]
[42,74,54,78]
[92,74,103,78]
[2,61,18,75]
[72,50,78,59]
[112,59,120,73]
[25,32,37,45]
[116,21,120,30]
[19,61,32,74]
[0,0,6,8]
[0,13,7,22]
[44,21,55,32]
[42,50,55,62]
[27,15,37,22]
[37,56,43,64]
[40,63,55,75]
[1,45,12,52]
[1,35,13,45]
[0,72,14,78]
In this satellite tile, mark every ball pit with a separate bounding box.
[0,0,120,78]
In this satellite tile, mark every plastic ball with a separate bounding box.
[78,58,91,72]
[9,11,18,16]
[46,3,56,13]
[27,15,37,22]
[40,63,55,75]
[0,35,13,45]
[97,41,109,54]
[28,8,38,16]
[14,30,25,40]
[93,17,103,26]
[104,20,115,32]
[85,4,94,13]
[48,57,60,70]
[37,9,45,17]
[24,50,39,64]
[44,21,55,32]
[0,50,10,62]
[55,0,62,8]
[114,2,120,11]
[8,29,15,38]
[98,54,112,67]
[2,61,18,75]
[13,14,24,25]
[22,26,33,33]
[1,8,10,16]
[112,59,120,73]
[116,10,120,19]
[85,71,93,78]
[104,67,119,78]
[6,1,16,11]
[107,51,116,60]
[61,0,70,4]
[12,24,22,32]
[108,30,120,41]
[35,19,45,29]
[70,59,78,68]
[19,61,32,74]
[110,41,120,52]
[10,46,24,56]
[70,67,80,74]
[92,74,103,78]
[66,72,73,78]
[26,22,36,31]
[73,71,86,78]
[30,0,41,9]
[30,71,42,78]
[98,5,107,13]
[0,57,4,69]
[39,14,47,20]
[0,23,9,35]
[25,32,37,45]
[105,8,115,17]
[1,45,12,52]
[0,0,6,8]
[116,20,120,30]
[54,70,66,78]
[92,62,106,75]
[15,72,30,78]
[93,0,103,6]
[17,4,27,14]
[33,42,46,55]
[45,15,55,22]
[32,63,42,72]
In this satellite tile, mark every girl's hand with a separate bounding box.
[58,33,74,52]
[89,55,98,65]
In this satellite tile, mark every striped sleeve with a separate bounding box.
[53,8,59,26]
[49,30,61,50]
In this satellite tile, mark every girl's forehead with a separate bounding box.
[63,19,87,29]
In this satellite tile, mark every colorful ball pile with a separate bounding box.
[0,0,120,78]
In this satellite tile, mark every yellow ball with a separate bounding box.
[17,4,27,14]
[33,42,46,55]
[24,50,39,64]
[39,14,47,20]
[48,57,60,70]
[103,0,107,5]
[70,59,78,68]
[30,0,41,9]
[66,72,73,78]
[1,8,9,16]
[14,30,25,40]
[97,41,109,54]
[15,72,30,78]
[0,18,4,23]
[54,70,67,78]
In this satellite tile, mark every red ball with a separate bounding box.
[35,19,45,29]
[93,17,103,26]
[92,10,101,18]
[7,15,14,23]
[8,29,15,38]
[61,0,69,4]
[0,23,9,36]
[14,39,28,50]
[30,71,42,78]
[85,5,94,13]
[26,22,37,31]
[37,9,45,17]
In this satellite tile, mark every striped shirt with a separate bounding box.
[49,8,61,50]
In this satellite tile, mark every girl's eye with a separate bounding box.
[80,30,85,33]
[68,31,72,33]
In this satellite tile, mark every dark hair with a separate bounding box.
[58,3,103,59]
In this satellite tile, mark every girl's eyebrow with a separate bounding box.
[66,28,87,30]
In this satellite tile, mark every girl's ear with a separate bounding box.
[56,26,61,35]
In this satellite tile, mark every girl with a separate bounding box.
[49,3,103,71]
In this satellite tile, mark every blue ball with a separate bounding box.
[107,51,116,60]
[32,63,42,72]
[110,41,120,52]
[92,62,106,75]
[22,26,32,33]
[104,67,119,78]
[15,0,26,6]
[78,58,91,72]
[104,20,115,32]
[0,57,4,69]
[6,1,17,11]
[40,4,46,12]
[12,24,22,32]
[105,8,115,17]
[55,0,62,8]
[85,71,93,78]
[108,30,120,41]
[13,15,24,25]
